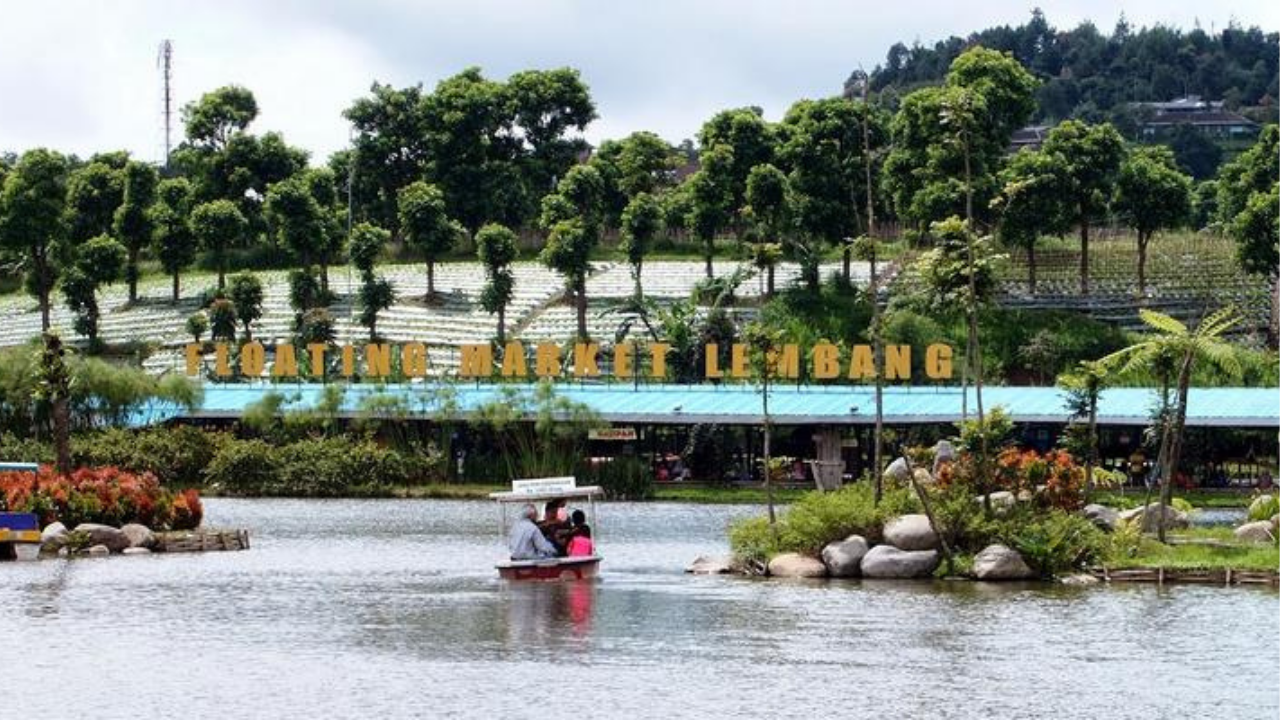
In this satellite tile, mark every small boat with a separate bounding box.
[0,462,41,562]
[489,477,603,581]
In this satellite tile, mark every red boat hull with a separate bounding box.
[497,556,601,581]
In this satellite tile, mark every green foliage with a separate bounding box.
[578,456,653,500]
[728,482,920,563]
[112,160,159,297]
[64,161,124,243]
[264,173,327,266]
[1247,494,1279,522]
[619,192,663,292]
[917,217,1000,310]
[190,199,247,286]
[227,272,264,339]
[475,222,518,340]
[70,425,229,487]
[150,177,196,299]
[348,222,389,274]
[1114,146,1194,290]
[0,148,69,322]
[183,85,259,149]
[1004,509,1107,577]
[296,308,337,347]
[62,234,127,347]
[208,298,237,342]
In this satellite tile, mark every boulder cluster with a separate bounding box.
[1233,495,1280,544]
[763,512,1039,581]
[40,521,158,557]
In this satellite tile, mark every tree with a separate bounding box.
[62,234,127,350]
[37,333,72,475]
[183,85,259,150]
[0,148,69,330]
[1100,307,1241,542]
[1060,360,1109,495]
[1041,120,1127,295]
[1217,126,1279,346]
[539,165,605,338]
[1114,146,1193,294]
[743,164,789,297]
[264,174,326,271]
[190,199,247,289]
[228,272,265,341]
[348,222,395,340]
[994,148,1072,293]
[186,313,208,343]
[343,82,432,230]
[686,145,735,279]
[506,68,597,196]
[397,181,460,300]
[619,193,663,299]
[64,161,124,243]
[208,298,237,342]
[475,223,519,344]
[150,177,196,301]
[698,107,776,213]
[112,160,159,303]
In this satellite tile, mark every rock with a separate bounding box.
[1059,573,1100,586]
[972,544,1036,580]
[120,523,156,549]
[686,555,735,574]
[1118,503,1189,532]
[1082,504,1120,532]
[1016,490,1034,502]
[122,547,153,556]
[40,521,69,549]
[1233,521,1276,544]
[931,440,955,475]
[974,491,1016,515]
[73,523,131,553]
[821,535,869,578]
[883,514,938,551]
[912,468,935,487]
[767,553,827,578]
[860,545,939,579]
[884,457,911,484]
[83,544,110,557]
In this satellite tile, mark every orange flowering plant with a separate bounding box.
[0,465,202,530]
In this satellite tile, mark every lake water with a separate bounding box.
[2,499,1277,720]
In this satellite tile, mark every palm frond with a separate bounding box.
[1138,308,1186,336]
[1197,306,1241,339]
[1197,338,1243,380]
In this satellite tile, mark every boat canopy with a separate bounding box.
[489,486,604,503]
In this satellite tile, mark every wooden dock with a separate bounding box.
[1090,566,1279,586]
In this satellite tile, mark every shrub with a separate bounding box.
[728,482,919,561]
[0,465,202,530]
[578,456,653,500]
[71,425,228,487]
[1248,494,1279,522]
[1001,509,1106,577]
[205,435,432,497]
[204,438,282,495]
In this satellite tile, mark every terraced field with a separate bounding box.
[0,259,861,374]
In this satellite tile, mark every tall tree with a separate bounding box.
[686,145,734,279]
[995,148,1072,294]
[264,174,326,271]
[1100,308,1241,542]
[64,161,125,243]
[698,107,776,213]
[619,192,663,300]
[190,199,247,289]
[0,148,69,330]
[61,234,127,350]
[743,163,790,297]
[183,85,259,150]
[539,164,604,339]
[1114,146,1193,295]
[1041,120,1127,295]
[475,223,519,344]
[1217,126,1279,346]
[506,68,597,196]
[397,180,461,300]
[113,160,159,303]
[150,177,196,301]
[343,83,431,230]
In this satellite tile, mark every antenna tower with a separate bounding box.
[157,39,173,170]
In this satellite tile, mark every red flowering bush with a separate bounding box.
[994,448,1084,510]
[0,465,202,530]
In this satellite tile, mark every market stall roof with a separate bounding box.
[131,382,1280,429]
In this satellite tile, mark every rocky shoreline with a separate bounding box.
[37,521,249,557]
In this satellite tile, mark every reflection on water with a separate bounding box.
[1,498,1276,720]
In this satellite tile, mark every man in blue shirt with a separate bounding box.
[509,503,559,560]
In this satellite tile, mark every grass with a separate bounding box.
[652,485,808,504]
[1092,490,1255,509]
[1107,533,1278,572]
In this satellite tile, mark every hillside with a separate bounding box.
[855,9,1278,127]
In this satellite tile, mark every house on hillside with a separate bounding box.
[1009,124,1052,152]
[1136,96,1259,139]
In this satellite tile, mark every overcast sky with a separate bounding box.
[2,0,1275,165]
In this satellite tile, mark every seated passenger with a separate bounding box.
[566,525,594,557]
[509,503,558,560]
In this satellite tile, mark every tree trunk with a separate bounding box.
[766,265,775,298]
[127,247,139,303]
[763,379,775,525]
[172,272,181,302]
[966,230,989,512]
[426,260,435,300]
[1085,395,1098,495]
[1079,212,1090,296]
[1028,243,1037,295]
[217,261,226,290]
[842,246,851,286]
[633,259,643,300]
[1270,273,1279,350]
[704,239,714,280]
[1157,350,1195,543]
[35,249,51,331]
[575,275,588,340]
[52,396,71,476]
[904,453,954,572]
[320,262,330,295]
[871,250,884,506]
[497,304,506,346]
[1137,232,1148,296]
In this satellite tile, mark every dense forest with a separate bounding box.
[855,9,1279,127]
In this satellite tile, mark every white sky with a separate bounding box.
[1,0,1275,165]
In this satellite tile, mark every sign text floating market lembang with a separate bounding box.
[184,340,955,381]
